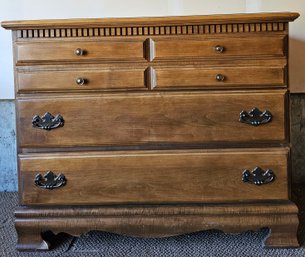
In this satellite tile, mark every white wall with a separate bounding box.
[0,0,245,99]
[0,0,303,98]
[247,0,305,93]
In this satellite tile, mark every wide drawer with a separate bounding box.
[19,148,289,205]
[17,90,286,148]
[16,40,145,63]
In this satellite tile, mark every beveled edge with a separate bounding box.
[1,12,300,30]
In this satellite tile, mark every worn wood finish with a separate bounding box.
[1,12,299,250]
[19,148,289,205]
[17,90,286,148]
[14,202,299,250]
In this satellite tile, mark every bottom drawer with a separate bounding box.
[19,148,289,205]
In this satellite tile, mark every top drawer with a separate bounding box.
[15,35,285,63]
[150,35,286,61]
[16,40,145,63]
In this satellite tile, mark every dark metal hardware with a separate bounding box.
[239,107,272,126]
[242,167,275,186]
[35,171,66,190]
[75,48,84,56]
[76,77,86,86]
[32,112,64,130]
[215,45,225,53]
[216,74,225,81]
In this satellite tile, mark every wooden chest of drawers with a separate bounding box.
[2,12,300,250]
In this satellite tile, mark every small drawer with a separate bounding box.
[148,66,285,90]
[16,90,286,148]
[17,67,146,92]
[19,148,289,205]
[150,35,285,61]
[16,40,145,63]
[17,65,285,93]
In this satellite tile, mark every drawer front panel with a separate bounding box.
[154,36,285,60]
[153,66,285,89]
[16,40,144,62]
[17,90,286,147]
[16,36,285,63]
[19,148,289,205]
[17,65,285,93]
[18,68,146,92]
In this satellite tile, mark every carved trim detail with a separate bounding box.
[16,22,287,38]
[14,202,299,250]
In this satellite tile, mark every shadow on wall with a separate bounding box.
[289,38,305,93]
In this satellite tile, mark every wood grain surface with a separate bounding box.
[16,40,145,62]
[2,12,299,29]
[153,66,285,89]
[153,35,285,60]
[16,90,287,148]
[17,65,285,92]
[19,148,289,205]
[17,67,146,92]
[14,201,299,250]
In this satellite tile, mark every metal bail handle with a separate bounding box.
[239,107,272,126]
[242,167,275,186]
[32,112,64,130]
[35,171,67,190]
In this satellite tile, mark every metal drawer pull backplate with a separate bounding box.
[32,112,64,130]
[239,107,272,126]
[242,167,275,185]
[35,171,67,190]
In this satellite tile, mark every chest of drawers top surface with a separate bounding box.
[1,12,299,29]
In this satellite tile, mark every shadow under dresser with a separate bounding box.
[1,12,300,250]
